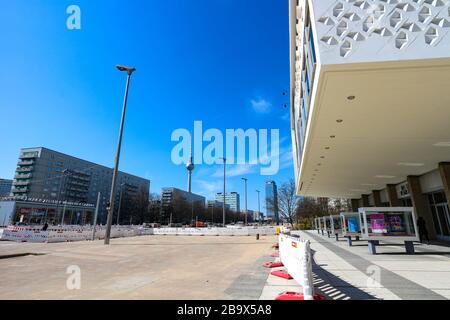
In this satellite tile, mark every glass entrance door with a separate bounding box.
[428,192,450,241]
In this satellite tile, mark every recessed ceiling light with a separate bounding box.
[350,189,367,192]
[317,163,321,166]
[324,147,330,150]
[320,156,325,159]
[361,183,377,187]
[336,119,343,123]
[433,142,450,147]
[375,175,396,179]
[397,162,425,167]
[330,135,336,138]
[347,95,356,100]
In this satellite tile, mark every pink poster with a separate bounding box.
[370,213,386,234]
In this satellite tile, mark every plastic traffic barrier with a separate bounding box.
[276,291,326,301]
[278,234,317,300]
[262,261,284,268]
[270,270,293,280]
[271,251,279,257]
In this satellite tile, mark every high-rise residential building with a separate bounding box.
[10,147,150,224]
[207,200,230,210]
[161,188,205,209]
[265,180,279,223]
[0,179,12,197]
[215,192,240,212]
[289,0,450,241]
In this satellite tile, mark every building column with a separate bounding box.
[439,162,450,207]
[351,199,359,213]
[386,184,401,207]
[362,194,370,207]
[372,190,382,207]
[407,176,436,239]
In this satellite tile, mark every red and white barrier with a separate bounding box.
[277,234,323,300]
[0,225,277,242]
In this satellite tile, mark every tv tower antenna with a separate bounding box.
[186,140,195,193]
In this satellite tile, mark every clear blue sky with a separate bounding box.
[0,0,293,213]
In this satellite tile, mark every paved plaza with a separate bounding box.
[1,232,450,300]
[0,235,274,300]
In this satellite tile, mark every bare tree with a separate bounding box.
[268,179,301,227]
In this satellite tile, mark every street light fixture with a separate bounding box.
[256,189,261,225]
[104,64,136,245]
[117,183,126,225]
[241,178,248,225]
[219,157,226,227]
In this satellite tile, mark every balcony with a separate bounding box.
[16,166,33,173]
[67,186,88,193]
[17,160,35,166]
[11,186,28,193]
[19,152,38,160]
[67,180,89,187]
[14,173,32,179]
[13,180,31,186]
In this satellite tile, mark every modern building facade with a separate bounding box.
[0,179,12,197]
[161,188,205,212]
[215,192,240,212]
[265,180,279,223]
[207,200,230,210]
[10,147,150,224]
[289,0,450,241]
[0,198,95,227]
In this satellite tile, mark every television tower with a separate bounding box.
[186,142,194,193]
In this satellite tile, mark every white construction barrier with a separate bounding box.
[278,234,315,300]
[0,225,277,243]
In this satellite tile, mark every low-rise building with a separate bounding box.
[215,192,240,212]
[0,197,95,227]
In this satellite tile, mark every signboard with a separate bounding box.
[330,215,342,235]
[358,207,419,241]
[340,212,361,237]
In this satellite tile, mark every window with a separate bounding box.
[428,191,450,237]
[310,28,316,64]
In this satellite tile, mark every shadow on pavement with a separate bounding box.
[311,250,379,300]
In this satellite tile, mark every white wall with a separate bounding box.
[310,0,450,65]
[420,169,444,193]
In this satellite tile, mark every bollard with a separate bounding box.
[256,234,260,240]
[347,236,352,246]
[368,240,377,255]
[405,241,415,254]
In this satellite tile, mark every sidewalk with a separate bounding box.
[259,230,450,300]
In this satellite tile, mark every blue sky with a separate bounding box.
[0,0,293,213]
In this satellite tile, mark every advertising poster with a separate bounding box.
[388,214,405,233]
[370,213,387,234]
[347,217,359,233]
[333,219,341,230]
